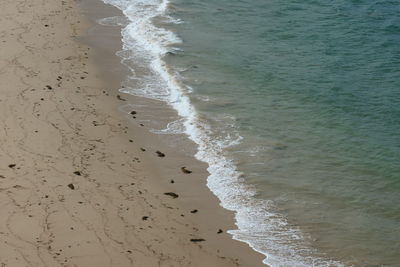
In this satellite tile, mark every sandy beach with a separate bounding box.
[0,0,264,266]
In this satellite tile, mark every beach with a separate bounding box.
[0,0,265,266]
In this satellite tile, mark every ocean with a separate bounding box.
[98,0,400,265]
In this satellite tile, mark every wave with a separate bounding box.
[99,0,344,265]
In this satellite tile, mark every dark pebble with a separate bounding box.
[117,95,126,101]
[67,184,75,190]
[190,239,205,242]
[156,151,165,157]
[181,167,192,174]
[164,192,179,199]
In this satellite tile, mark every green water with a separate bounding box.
[165,0,400,265]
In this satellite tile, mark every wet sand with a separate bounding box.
[0,0,265,266]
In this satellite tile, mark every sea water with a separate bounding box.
[98,0,400,265]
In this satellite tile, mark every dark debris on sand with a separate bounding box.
[164,192,179,199]
[67,183,75,190]
[181,167,192,174]
[190,238,205,242]
[117,95,126,101]
[156,151,165,157]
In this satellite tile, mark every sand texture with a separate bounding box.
[0,0,264,266]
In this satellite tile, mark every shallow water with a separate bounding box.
[99,0,400,265]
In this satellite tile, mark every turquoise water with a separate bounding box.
[166,0,400,266]
[101,0,400,265]
[168,0,400,265]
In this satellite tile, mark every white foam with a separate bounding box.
[150,118,186,134]
[99,0,345,266]
[97,16,129,26]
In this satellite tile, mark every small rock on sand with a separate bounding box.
[117,95,126,101]
[181,167,192,174]
[67,183,75,190]
[190,238,205,242]
[164,192,179,199]
[156,151,165,157]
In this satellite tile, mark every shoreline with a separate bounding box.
[0,0,265,266]
[78,0,267,265]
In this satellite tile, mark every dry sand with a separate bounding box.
[0,0,265,266]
